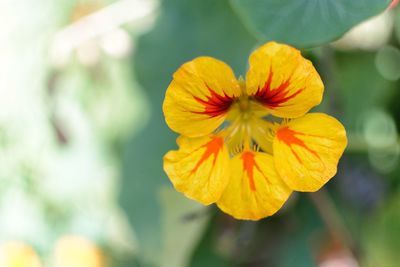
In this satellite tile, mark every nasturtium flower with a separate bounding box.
[163,42,347,220]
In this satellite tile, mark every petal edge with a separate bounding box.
[164,135,231,205]
[273,113,347,192]
[217,151,291,220]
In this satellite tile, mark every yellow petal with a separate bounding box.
[164,135,230,205]
[273,113,347,192]
[163,57,241,137]
[217,151,291,220]
[246,42,323,118]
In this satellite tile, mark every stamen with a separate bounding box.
[253,143,260,152]
[217,90,289,157]
[282,118,291,125]
[265,126,276,142]
[222,115,253,155]
[238,76,246,94]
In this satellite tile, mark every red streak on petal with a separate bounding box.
[192,84,234,117]
[277,127,320,163]
[191,137,224,174]
[254,68,303,108]
[241,151,268,192]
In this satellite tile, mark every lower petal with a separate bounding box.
[273,113,347,192]
[163,135,230,205]
[217,151,291,220]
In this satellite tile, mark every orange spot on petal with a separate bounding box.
[192,84,234,117]
[191,137,224,174]
[276,126,320,163]
[241,151,269,192]
[241,152,256,191]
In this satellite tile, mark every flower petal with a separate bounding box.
[273,113,347,192]
[163,57,241,137]
[246,42,323,118]
[164,135,230,205]
[217,151,291,220]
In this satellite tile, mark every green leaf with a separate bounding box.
[189,217,231,267]
[363,191,400,267]
[394,7,400,44]
[230,0,390,48]
[375,45,400,81]
[334,51,395,131]
[159,187,210,267]
[277,196,322,267]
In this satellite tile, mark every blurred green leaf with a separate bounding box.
[363,191,400,267]
[277,196,323,267]
[375,45,400,81]
[120,0,256,265]
[394,7,400,44]
[335,52,395,131]
[159,187,209,267]
[230,0,390,48]
[189,217,230,267]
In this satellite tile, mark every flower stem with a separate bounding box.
[308,189,355,253]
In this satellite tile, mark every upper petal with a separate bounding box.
[163,135,230,205]
[163,57,241,137]
[273,113,347,192]
[246,42,323,118]
[217,151,291,220]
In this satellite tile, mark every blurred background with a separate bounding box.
[0,0,399,266]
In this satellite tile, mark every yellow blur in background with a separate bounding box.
[55,236,104,267]
[0,242,42,267]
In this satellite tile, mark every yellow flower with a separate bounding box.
[163,42,347,220]
[0,241,42,267]
[54,235,104,267]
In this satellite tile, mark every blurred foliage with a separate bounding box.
[375,45,400,80]
[334,51,395,131]
[363,190,400,267]
[1,0,400,267]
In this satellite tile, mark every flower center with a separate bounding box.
[222,93,275,155]
[238,95,250,113]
